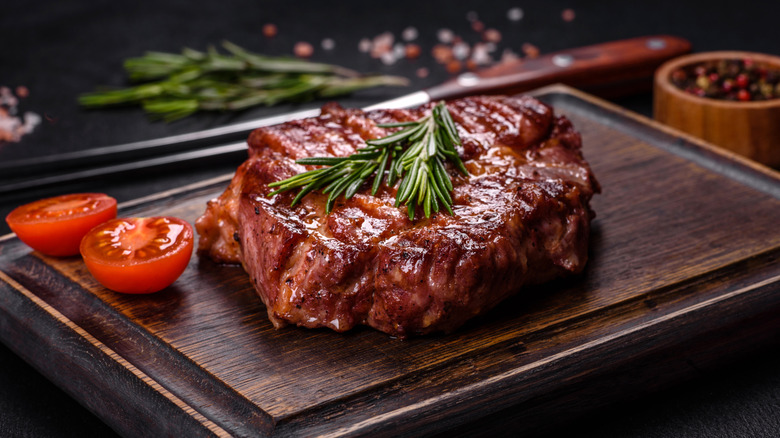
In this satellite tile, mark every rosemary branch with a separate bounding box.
[78,41,409,121]
[268,102,468,220]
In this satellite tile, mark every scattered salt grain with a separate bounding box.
[293,41,314,58]
[502,48,520,63]
[0,86,40,143]
[416,67,429,78]
[374,32,394,47]
[471,21,485,33]
[0,118,17,142]
[507,7,524,22]
[452,42,470,61]
[22,112,41,132]
[401,27,418,42]
[562,8,576,22]
[321,38,335,50]
[0,87,18,111]
[405,44,421,59]
[371,32,394,58]
[437,28,454,44]
[380,51,398,65]
[471,44,492,65]
[358,38,372,53]
[432,44,454,63]
[483,28,502,43]
[521,42,540,58]
[262,23,278,38]
[393,43,406,59]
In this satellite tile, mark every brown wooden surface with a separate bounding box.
[654,51,780,167]
[1,85,780,437]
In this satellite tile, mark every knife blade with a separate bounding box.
[1,35,689,193]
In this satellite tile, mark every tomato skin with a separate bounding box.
[80,217,194,294]
[5,193,117,256]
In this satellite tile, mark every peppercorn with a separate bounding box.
[671,69,687,84]
[696,75,710,89]
[735,74,750,89]
[670,58,780,101]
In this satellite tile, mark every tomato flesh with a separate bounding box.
[80,217,194,294]
[5,193,117,256]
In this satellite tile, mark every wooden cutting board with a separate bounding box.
[1,85,779,437]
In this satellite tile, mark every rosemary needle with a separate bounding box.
[268,102,468,220]
[79,41,408,122]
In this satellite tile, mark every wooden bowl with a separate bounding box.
[654,51,780,167]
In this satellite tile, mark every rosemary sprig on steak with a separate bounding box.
[268,102,468,220]
[78,41,408,122]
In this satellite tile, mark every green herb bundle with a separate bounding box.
[269,102,468,220]
[79,41,408,121]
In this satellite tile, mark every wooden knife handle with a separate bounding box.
[426,35,691,100]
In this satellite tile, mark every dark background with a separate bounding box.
[2,0,780,436]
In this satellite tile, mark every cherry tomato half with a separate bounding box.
[80,216,194,294]
[5,193,117,256]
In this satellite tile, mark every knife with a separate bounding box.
[1,35,689,195]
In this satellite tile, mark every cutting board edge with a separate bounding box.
[4,251,779,437]
[0,269,232,438]
[270,272,780,437]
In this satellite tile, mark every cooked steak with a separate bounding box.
[196,95,599,337]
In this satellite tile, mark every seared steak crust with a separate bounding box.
[196,95,599,337]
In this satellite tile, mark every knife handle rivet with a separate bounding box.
[646,38,667,50]
[457,72,481,87]
[552,54,574,68]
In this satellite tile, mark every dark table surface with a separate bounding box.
[2,0,780,436]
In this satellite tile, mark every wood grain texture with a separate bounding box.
[1,86,779,437]
[654,51,780,167]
